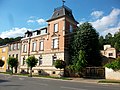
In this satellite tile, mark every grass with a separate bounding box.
[98,80,120,84]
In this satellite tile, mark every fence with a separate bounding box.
[65,67,105,79]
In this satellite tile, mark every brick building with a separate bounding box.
[20,5,78,76]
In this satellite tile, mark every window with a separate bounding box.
[16,54,18,59]
[70,25,73,32]
[109,53,113,56]
[23,44,27,52]
[13,44,17,50]
[38,56,42,65]
[12,54,14,57]
[52,38,58,49]
[41,29,47,35]
[11,45,13,51]
[17,43,20,50]
[39,41,44,51]
[2,48,5,53]
[32,32,37,36]
[2,56,5,60]
[32,42,36,51]
[25,34,28,37]
[52,54,57,65]
[54,23,58,32]
[23,56,25,65]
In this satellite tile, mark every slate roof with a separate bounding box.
[47,5,78,24]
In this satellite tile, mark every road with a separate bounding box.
[0,74,120,90]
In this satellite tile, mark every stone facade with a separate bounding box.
[8,41,22,73]
[20,5,78,76]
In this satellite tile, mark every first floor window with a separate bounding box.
[32,42,36,51]
[39,41,44,51]
[23,56,25,65]
[38,56,42,65]
[52,54,57,65]
[23,44,27,52]
[52,38,58,49]
[109,53,113,56]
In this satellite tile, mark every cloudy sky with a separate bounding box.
[0,0,120,38]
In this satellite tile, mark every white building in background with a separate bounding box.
[101,45,116,58]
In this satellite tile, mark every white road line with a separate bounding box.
[61,86,87,90]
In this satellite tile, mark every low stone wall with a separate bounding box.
[105,67,120,80]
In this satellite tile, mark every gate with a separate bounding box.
[83,67,105,79]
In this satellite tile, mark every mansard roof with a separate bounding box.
[47,5,78,24]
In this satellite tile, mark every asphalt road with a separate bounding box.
[0,74,120,90]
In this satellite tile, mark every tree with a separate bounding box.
[72,22,101,66]
[26,56,38,77]
[75,50,87,74]
[54,59,66,76]
[7,57,18,74]
[0,59,4,67]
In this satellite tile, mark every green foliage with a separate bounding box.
[0,59,4,67]
[71,22,101,66]
[54,60,66,69]
[99,31,120,52]
[0,37,22,46]
[105,58,120,70]
[75,50,87,72]
[7,57,18,74]
[7,57,18,68]
[26,56,38,68]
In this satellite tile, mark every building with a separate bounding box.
[20,5,78,76]
[8,41,22,73]
[0,45,8,72]
[101,45,116,58]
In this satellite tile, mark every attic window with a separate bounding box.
[56,12,59,16]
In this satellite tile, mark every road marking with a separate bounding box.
[61,86,87,90]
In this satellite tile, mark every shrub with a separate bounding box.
[105,58,120,70]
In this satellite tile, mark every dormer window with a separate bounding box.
[33,32,37,36]
[25,34,28,37]
[54,23,58,32]
[40,29,47,35]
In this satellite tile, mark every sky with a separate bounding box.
[0,0,120,38]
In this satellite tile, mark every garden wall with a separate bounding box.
[105,67,120,80]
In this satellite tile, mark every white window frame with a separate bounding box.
[32,42,37,51]
[2,48,6,53]
[39,41,44,51]
[40,29,47,35]
[33,32,37,36]
[54,23,58,32]
[23,44,27,53]
[52,38,58,49]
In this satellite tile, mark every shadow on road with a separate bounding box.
[0,85,23,87]
[0,79,9,83]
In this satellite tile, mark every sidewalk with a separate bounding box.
[68,77,104,84]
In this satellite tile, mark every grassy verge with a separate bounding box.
[98,80,120,84]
